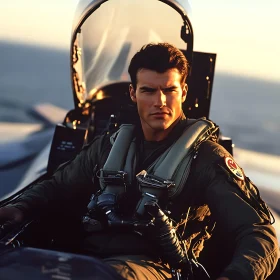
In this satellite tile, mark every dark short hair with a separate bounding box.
[128,42,189,89]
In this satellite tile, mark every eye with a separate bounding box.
[140,88,156,94]
[164,88,177,94]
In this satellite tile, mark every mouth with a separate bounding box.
[150,112,170,119]
[151,112,169,116]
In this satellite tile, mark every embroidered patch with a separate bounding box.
[224,157,244,181]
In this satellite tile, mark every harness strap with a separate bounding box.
[104,124,135,171]
[148,118,218,199]
[99,124,136,191]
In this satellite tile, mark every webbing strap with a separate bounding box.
[149,118,217,198]
[151,119,215,178]
[102,124,135,171]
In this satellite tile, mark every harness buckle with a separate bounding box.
[99,170,128,190]
[135,170,175,216]
[136,170,175,189]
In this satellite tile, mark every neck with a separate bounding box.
[142,117,181,142]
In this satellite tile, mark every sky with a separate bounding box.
[0,0,280,82]
[191,0,280,82]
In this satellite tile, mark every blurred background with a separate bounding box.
[0,0,279,207]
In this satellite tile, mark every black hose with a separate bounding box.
[145,201,188,268]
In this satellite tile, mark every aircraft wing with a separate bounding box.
[0,103,67,199]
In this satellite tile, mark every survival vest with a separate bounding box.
[98,118,219,215]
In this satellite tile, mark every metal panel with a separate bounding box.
[183,51,217,119]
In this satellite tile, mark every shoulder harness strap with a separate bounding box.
[99,124,137,194]
[145,118,218,199]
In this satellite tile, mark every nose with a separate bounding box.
[154,90,166,108]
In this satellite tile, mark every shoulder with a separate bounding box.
[195,140,232,168]
[189,141,273,223]
[77,133,112,165]
[92,133,113,166]
[83,133,112,151]
[191,140,246,186]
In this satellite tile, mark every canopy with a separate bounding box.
[70,0,193,107]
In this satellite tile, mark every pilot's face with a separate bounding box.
[129,68,187,141]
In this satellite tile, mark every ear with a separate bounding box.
[129,84,137,103]
[181,83,188,103]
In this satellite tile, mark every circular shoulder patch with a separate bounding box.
[224,157,244,181]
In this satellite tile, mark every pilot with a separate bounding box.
[0,43,279,280]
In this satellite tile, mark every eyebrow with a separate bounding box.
[139,86,179,91]
[139,86,156,92]
[162,86,178,91]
